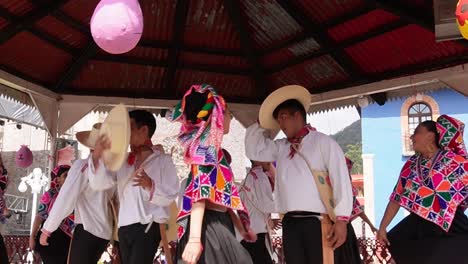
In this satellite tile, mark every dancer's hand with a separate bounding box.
[92,135,111,164]
[29,236,35,250]
[327,220,347,249]
[39,232,49,246]
[376,229,390,246]
[182,241,203,264]
[133,168,153,190]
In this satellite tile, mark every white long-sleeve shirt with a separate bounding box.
[88,151,179,227]
[245,123,352,220]
[43,157,115,240]
[239,166,275,234]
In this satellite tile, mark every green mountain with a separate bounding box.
[331,120,362,152]
[332,120,363,174]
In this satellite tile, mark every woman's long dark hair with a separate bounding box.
[183,91,209,124]
[418,120,440,148]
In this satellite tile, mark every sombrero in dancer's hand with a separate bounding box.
[259,85,311,130]
[100,104,131,171]
[76,123,102,149]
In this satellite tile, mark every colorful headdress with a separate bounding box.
[50,165,70,190]
[51,165,71,180]
[437,115,467,158]
[170,84,226,165]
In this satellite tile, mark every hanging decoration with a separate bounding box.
[15,145,33,168]
[90,0,144,54]
[456,0,468,39]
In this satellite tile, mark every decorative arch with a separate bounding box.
[400,94,440,156]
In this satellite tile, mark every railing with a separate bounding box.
[4,235,393,264]
[358,238,393,264]
[4,236,41,264]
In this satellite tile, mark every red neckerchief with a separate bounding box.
[287,124,316,159]
[127,139,153,166]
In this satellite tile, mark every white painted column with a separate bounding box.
[362,153,376,236]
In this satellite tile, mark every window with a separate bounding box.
[400,95,439,156]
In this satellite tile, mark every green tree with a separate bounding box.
[345,143,363,174]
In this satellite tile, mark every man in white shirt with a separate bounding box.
[90,110,179,264]
[240,160,275,264]
[245,85,361,264]
[40,123,116,264]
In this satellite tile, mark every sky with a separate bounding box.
[276,106,360,139]
[309,106,360,135]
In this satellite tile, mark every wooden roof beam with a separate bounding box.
[54,42,97,92]
[223,0,267,100]
[52,10,242,57]
[276,0,363,78]
[94,54,250,76]
[267,19,407,74]
[163,0,190,99]
[374,0,468,48]
[0,0,68,44]
[262,2,376,56]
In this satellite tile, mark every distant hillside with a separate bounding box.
[331,120,362,152]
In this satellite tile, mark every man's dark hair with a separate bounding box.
[272,99,307,123]
[129,110,157,138]
[184,91,209,123]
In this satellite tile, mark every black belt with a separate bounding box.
[285,211,321,218]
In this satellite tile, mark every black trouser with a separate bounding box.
[118,222,161,264]
[241,233,273,264]
[68,224,109,264]
[35,228,71,264]
[282,212,362,264]
[0,232,8,264]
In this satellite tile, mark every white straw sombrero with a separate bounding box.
[100,104,131,171]
[259,85,311,130]
[76,123,102,149]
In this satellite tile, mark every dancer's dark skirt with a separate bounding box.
[35,228,71,264]
[388,208,468,264]
[176,209,253,264]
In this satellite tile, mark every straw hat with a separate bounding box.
[99,104,131,172]
[76,123,102,149]
[259,85,311,130]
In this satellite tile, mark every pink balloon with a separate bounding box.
[15,145,33,168]
[91,0,144,54]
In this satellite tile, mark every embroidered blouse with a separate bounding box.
[390,150,468,231]
[38,186,75,237]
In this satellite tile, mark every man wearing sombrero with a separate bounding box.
[39,123,116,264]
[245,85,361,263]
[91,109,180,264]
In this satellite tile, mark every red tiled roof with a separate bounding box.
[0,0,466,104]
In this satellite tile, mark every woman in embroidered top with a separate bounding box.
[377,115,468,264]
[170,84,255,264]
[30,165,74,264]
[0,155,9,264]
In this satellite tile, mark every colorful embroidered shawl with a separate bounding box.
[390,150,468,231]
[38,187,75,237]
[170,84,249,239]
[37,165,74,237]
